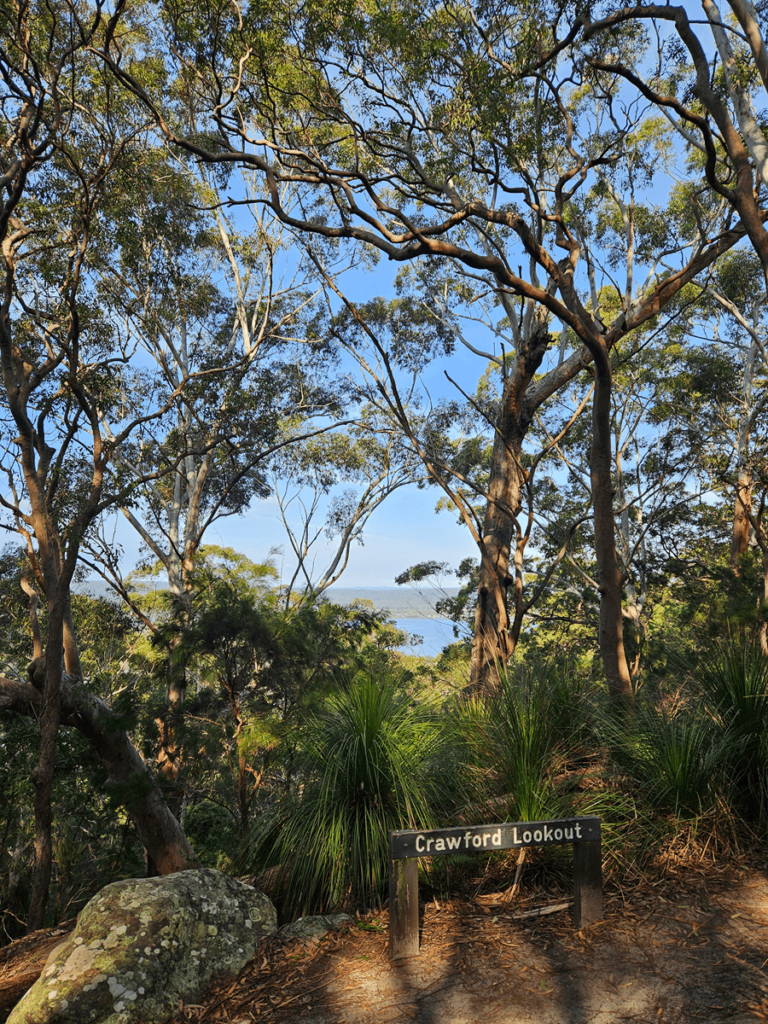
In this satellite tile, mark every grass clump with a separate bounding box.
[455,661,594,824]
[244,646,768,917]
[603,703,723,817]
[245,669,445,917]
[694,643,768,823]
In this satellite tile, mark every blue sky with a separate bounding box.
[100,447,480,589]
[228,482,478,589]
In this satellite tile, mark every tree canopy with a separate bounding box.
[1,0,768,936]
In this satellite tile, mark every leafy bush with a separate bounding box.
[183,801,239,870]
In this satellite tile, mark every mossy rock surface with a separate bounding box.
[8,868,276,1024]
[279,913,354,944]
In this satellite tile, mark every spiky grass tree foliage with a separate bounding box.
[245,671,444,917]
[601,645,768,827]
[604,704,725,817]
[456,664,589,823]
[695,644,768,822]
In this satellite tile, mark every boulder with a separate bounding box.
[0,925,74,1014]
[8,868,276,1024]
[279,913,354,945]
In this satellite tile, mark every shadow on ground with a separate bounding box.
[167,863,768,1024]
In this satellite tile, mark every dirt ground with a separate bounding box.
[4,861,768,1024]
[167,861,768,1024]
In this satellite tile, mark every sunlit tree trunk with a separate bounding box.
[732,342,756,567]
[470,418,525,694]
[470,321,553,694]
[591,346,633,699]
[761,548,768,656]
[754,504,768,656]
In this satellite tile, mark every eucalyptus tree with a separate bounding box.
[689,252,768,569]
[557,2,768,293]
[652,253,768,651]
[85,167,340,621]
[0,0,206,926]
[533,0,768,654]
[97,0,752,696]
[75,155,347,821]
[147,545,279,847]
[530,324,707,678]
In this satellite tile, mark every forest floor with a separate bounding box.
[167,855,768,1024]
[4,857,768,1024]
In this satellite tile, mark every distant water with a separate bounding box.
[394,618,468,656]
[74,581,464,657]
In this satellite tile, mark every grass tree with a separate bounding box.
[245,671,445,915]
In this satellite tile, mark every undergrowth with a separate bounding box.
[244,646,768,915]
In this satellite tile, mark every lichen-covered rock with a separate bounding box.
[8,868,276,1024]
[279,914,354,945]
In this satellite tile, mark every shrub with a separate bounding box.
[183,801,239,870]
[604,703,724,817]
[455,662,591,823]
[694,643,768,822]
[244,670,445,916]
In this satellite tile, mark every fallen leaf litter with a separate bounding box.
[160,859,768,1024]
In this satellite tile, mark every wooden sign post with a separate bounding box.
[388,815,602,959]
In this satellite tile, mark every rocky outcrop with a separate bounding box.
[279,913,354,945]
[8,869,276,1024]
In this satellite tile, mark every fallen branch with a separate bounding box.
[512,901,573,920]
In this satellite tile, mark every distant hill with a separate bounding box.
[74,579,122,601]
[73,581,458,621]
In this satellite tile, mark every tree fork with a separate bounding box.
[469,322,553,695]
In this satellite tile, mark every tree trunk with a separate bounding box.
[26,601,65,932]
[0,673,201,875]
[469,321,552,694]
[732,341,755,567]
[760,544,768,656]
[156,648,187,823]
[732,473,753,566]
[469,423,525,694]
[591,347,633,699]
[18,574,51,921]
[155,565,194,824]
[62,596,83,679]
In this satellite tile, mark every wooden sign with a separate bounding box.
[388,815,603,959]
